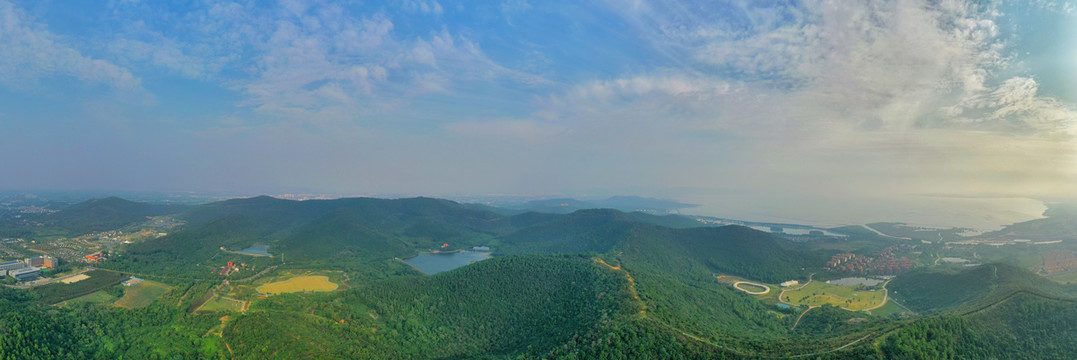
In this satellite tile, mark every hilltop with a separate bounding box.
[44,197,188,234]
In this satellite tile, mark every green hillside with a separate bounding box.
[881,293,1077,358]
[44,197,188,234]
[888,263,1076,314]
[222,255,636,359]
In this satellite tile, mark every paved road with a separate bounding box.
[233,265,278,283]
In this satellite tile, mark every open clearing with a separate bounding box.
[1047,272,1077,284]
[114,281,171,309]
[197,295,246,313]
[257,275,338,295]
[60,274,90,284]
[780,281,885,311]
[63,290,118,306]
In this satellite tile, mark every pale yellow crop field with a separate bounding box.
[257,275,338,294]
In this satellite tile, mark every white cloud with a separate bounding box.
[0,0,140,90]
[399,0,443,15]
[545,0,1077,202]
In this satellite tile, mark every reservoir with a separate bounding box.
[236,244,272,256]
[404,250,491,275]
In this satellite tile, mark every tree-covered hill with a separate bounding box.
[888,263,1077,314]
[43,196,188,234]
[222,255,637,359]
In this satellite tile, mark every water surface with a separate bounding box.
[236,244,272,256]
[404,250,491,275]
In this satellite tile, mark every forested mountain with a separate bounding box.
[5,195,1076,359]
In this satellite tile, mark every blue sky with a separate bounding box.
[1,0,1075,226]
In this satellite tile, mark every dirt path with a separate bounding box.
[594,258,646,316]
[790,306,818,330]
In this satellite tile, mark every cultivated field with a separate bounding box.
[257,275,338,295]
[114,281,171,309]
[781,281,886,311]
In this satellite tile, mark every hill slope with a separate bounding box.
[45,197,187,234]
[888,263,1077,314]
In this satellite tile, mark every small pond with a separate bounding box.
[826,277,885,286]
[404,250,491,275]
[236,244,272,256]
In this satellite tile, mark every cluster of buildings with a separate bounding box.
[84,252,107,263]
[215,261,245,276]
[1043,251,1077,275]
[0,255,58,282]
[825,253,856,269]
[122,277,144,287]
[824,246,914,275]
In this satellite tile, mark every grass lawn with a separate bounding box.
[63,290,118,306]
[114,281,171,309]
[867,298,909,317]
[257,275,338,295]
[780,281,886,311]
[197,295,245,313]
[1047,272,1077,284]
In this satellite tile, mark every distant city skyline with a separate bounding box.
[1,0,1074,228]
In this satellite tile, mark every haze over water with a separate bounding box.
[685,194,1047,230]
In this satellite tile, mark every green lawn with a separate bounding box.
[780,281,886,311]
[114,280,171,309]
[197,295,245,313]
[1047,272,1077,285]
[63,290,118,306]
[867,298,909,317]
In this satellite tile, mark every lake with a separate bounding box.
[746,225,846,237]
[236,244,272,256]
[404,250,491,275]
[826,277,885,286]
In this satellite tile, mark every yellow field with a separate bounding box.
[780,281,886,311]
[257,275,338,295]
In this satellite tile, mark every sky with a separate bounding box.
[1,0,1075,228]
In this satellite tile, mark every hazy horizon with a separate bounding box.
[2,0,1074,229]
